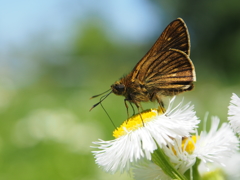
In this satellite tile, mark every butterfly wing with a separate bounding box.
[149,18,190,56]
[144,48,196,94]
[131,18,191,82]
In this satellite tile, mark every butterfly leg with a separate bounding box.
[155,93,166,113]
[129,102,136,116]
[134,102,144,126]
[124,98,130,119]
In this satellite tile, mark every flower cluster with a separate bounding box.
[92,94,240,180]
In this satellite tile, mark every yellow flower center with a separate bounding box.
[171,136,198,155]
[182,136,198,154]
[113,106,165,138]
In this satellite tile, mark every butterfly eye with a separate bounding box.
[115,84,125,92]
[111,83,126,95]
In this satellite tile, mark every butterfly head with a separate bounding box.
[111,81,126,95]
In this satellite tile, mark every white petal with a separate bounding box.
[92,128,157,173]
[166,97,200,135]
[228,93,240,133]
[194,117,239,165]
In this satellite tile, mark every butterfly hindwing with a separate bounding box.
[144,48,195,93]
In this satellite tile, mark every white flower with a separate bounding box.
[92,97,199,173]
[132,117,239,180]
[228,93,240,133]
[164,117,238,174]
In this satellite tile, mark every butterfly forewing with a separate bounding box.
[157,18,190,55]
[131,18,191,82]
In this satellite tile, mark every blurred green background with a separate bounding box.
[1,0,240,179]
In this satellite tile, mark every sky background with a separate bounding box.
[0,0,161,51]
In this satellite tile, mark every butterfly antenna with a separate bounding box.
[90,89,111,99]
[89,91,112,111]
[99,98,117,129]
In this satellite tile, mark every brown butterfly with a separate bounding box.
[91,18,196,116]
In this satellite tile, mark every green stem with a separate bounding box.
[152,148,188,180]
[184,158,201,180]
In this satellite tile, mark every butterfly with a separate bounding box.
[91,18,196,116]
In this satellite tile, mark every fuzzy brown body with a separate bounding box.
[115,76,151,103]
[112,69,194,106]
[121,76,193,103]
[110,18,196,108]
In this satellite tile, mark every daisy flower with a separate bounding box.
[228,93,240,134]
[132,116,239,180]
[92,97,199,174]
[170,116,239,175]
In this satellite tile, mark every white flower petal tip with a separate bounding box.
[194,117,239,166]
[228,93,240,133]
[164,97,200,137]
[92,97,200,174]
